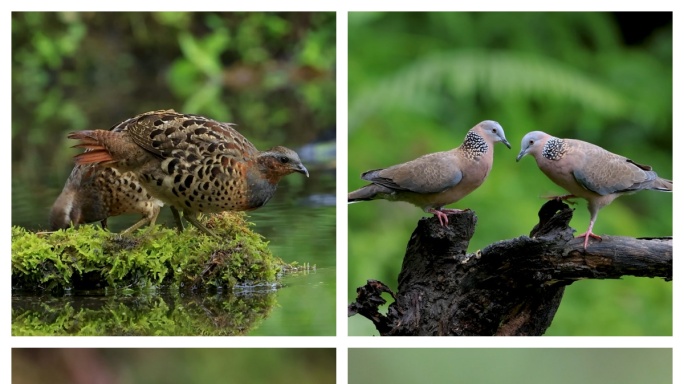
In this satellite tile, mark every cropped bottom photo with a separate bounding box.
[349,348,672,384]
[12,348,335,384]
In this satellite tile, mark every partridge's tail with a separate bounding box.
[68,130,116,165]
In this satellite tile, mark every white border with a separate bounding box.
[3,3,681,384]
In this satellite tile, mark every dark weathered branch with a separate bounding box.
[348,199,672,336]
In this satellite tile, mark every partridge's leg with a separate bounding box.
[170,206,185,231]
[120,205,160,235]
[183,211,220,239]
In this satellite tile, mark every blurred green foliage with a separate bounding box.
[13,348,335,384]
[348,12,672,335]
[11,11,335,229]
[349,349,671,384]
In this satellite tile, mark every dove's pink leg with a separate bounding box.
[576,216,602,249]
[440,208,466,214]
[541,194,577,204]
[428,208,449,226]
[428,208,466,226]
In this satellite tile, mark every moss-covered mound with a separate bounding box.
[12,212,286,293]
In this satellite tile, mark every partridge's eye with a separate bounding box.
[279,156,290,164]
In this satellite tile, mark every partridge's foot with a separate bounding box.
[120,210,159,236]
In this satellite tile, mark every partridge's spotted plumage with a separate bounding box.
[49,164,163,233]
[68,110,309,237]
[516,131,672,249]
[348,120,511,226]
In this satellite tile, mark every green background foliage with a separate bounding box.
[349,349,672,384]
[11,11,336,230]
[348,12,672,336]
[13,348,335,383]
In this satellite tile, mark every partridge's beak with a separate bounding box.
[297,164,309,177]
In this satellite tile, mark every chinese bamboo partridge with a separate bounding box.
[68,110,309,237]
[516,131,672,249]
[49,164,163,233]
[348,120,511,226]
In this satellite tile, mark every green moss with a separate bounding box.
[12,212,285,293]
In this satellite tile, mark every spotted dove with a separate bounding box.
[67,110,309,237]
[49,164,164,233]
[348,120,511,226]
[516,131,672,249]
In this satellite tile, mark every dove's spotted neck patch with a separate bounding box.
[542,137,567,161]
[461,131,488,159]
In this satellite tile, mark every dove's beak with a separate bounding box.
[516,149,527,162]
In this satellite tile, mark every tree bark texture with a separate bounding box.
[348,199,672,336]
